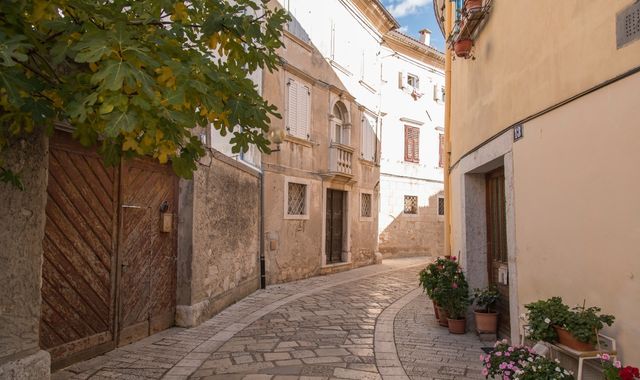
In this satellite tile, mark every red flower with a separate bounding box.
[452,283,458,289]
[451,256,457,261]
[619,366,640,380]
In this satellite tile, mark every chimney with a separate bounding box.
[419,28,432,46]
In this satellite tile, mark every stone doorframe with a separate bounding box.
[452,130,520,343]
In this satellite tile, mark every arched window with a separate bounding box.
[332,101,349,144]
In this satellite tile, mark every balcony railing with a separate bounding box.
[329,143,354,176]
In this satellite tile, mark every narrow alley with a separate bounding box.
[54,258,484,380]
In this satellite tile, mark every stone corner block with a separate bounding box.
[0,350,51,380]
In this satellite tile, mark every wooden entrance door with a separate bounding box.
[40,132,177,367]
[41,134,119,368]
[486,167,510,338]
[118,159,177,346]
[325,189,345,264]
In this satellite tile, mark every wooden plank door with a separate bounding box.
[325,189,345,264]
[41,133,118,368]
[486,167,510,339]
[117,159,177,346]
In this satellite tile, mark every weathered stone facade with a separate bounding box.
[0,132,51,379]
[379,191,445,258]
[176,149,261,327]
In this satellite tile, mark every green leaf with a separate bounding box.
[91,60,130,91]
[105,111,137,136]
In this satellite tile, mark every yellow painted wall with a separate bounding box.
[513,71,640,363]
[450,0,640,164]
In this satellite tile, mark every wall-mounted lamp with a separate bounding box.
[268,128,286,152]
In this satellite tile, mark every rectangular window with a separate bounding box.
[287,182,307,215]
[439,133,445,168]
[361,193,372,218]
[407,74,420,89]
[438,197,445,216]
[404,125,420,163]
[286,76,311,140]
[404,195,418,214]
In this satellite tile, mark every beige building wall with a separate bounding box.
[449,0,640,164]
[261,31,380,284]
[444,0,640,364]
[512,72,640,363]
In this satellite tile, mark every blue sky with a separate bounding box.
[381,0,445,51]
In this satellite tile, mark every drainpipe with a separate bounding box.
[259,170,266,289]
[444,0,453,257]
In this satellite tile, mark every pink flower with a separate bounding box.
[496,351,502,357]
[602,353,611,361]
[482,368,489,376]
[451,256,457,261]
[505,352,510,357]
[480,354,485,361]
[452,283,458,289]
[614,360,622,369]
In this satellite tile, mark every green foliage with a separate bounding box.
[564,305,614,345]
[423,257,470,319]
[0,0,289,186]
[525,297,615,345]
[515,356,574,380]
[473,286,500,313]
[524,297,569,343]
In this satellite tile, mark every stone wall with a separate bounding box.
[379,191,444,258]
[176,150,261,327]
[0,132,51,379]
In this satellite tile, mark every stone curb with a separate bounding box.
[374,287,422,380]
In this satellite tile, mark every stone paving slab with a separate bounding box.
[53,257,488,380]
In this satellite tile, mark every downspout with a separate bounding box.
[259,170,266,289]
[444,0,453,257]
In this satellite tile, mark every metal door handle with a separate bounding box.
[122,204,145,209]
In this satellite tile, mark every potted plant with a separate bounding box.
[419,257,459,323]
[454,39,473,58]
[481,340,537,379]
[515,355,575,379]
[473,286,500,334]
[525,297,615,351]
[599,354,640,380]
[439,267,470,334]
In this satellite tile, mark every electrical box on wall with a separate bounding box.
[498,265,509,285]
[160,213,173,233]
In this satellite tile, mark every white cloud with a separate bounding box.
[386,0,432,18]
[397,25,409,33]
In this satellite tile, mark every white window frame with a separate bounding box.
[359,191,374,222]
[285,74,311,141]
[284,176,311,220]
[407,73,420,89]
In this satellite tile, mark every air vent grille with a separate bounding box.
[617,2,640,48]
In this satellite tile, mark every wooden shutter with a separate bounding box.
[439,133,445,168]
[404,125,420,163]
[287,78,298,137]
[298,83,310,139]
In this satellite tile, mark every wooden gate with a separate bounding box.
[40,132,177,368]
[325,189,345,264]
[486,167,510,339]
[118,159,177,346]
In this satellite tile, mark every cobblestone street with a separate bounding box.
[54,258,485,380]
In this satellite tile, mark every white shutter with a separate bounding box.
[398,70,407,89]
[287,78,298,137]
[433,84,439,101]
[361,114,377,161]
[297,83,310,139]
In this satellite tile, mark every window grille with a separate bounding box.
[287,182,307,215]
[404,195,418,214]
[361,193,372,218]
[438,197,445,216]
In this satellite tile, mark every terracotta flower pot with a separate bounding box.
[436,306,449,327]
[465,0,483,12]
[433,300,440,320]
[448,318,467,334]
[553,326,595,351]
[474,311,498,334]
[454,39,473,58]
